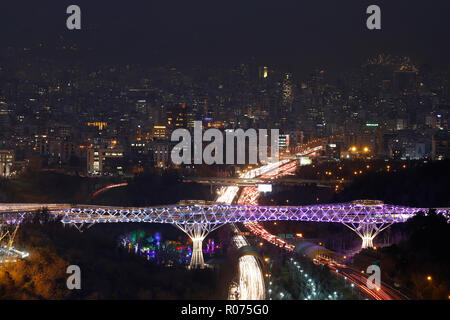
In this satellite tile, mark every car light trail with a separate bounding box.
[92,182,128,198]
[224,162,293,300]
[238,159,298,251]
[227,158,300,300]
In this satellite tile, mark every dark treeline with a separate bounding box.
[260,160,450,208]
[93,170,213,207]
[335,160,450,207]
[0,169,212,206]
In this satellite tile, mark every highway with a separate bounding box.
[228,151,317,299]
[226,158,301,300]
[238,159,298,251]
[224,161,293,300]
[229,225,266,300]
[184,176,345,186]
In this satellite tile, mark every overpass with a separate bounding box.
[183,176,348,187]
[0,200,429,268]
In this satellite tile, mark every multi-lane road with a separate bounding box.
[223,160,295,300]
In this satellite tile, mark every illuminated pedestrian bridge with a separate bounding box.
[0,201,432,268]
[53,201,424,224]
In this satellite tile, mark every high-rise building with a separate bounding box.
[150,141,171,168]
[277,134,290,150]
[432,134,450,160]
[136,100,148,114]
[258,66,269,79]
[0,150,14,177]
[167,104,187,130]
[87,147,124,176]
[152,125,168,140]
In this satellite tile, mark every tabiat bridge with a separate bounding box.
[1,200,446,269]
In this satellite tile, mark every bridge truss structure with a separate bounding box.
[57,202,428,266]
[0,202,433,268]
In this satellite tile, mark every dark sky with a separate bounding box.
[0,0,449,71]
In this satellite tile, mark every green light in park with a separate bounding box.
[366,123,379,127]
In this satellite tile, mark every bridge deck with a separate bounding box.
[0,202,432,225]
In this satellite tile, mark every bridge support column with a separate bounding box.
[175,222,223,269]
[343,222,392,250]
[191,237,205,269]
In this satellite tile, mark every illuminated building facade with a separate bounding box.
[87,147,124,176]
[152,125,168,140]
[0,150,14,178]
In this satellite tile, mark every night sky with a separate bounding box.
[0,0,449,71]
